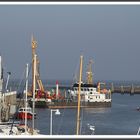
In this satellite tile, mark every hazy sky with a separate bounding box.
[0,4,140,81]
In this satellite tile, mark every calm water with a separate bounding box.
[27,93,140,135]
[7,80,140,135]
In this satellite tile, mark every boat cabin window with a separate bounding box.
[19,108,31,112]
[27,108,31,112]
[19,109,23,111]
[96,96,100,99]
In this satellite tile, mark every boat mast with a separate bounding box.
[76,55,83,135]
[32,54,37,135]
[31,35,37,96]
[0,56,3,123]
[86,59,93,85]
[5,72,11,92]
[25,63,29,134]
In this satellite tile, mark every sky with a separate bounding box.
[0,3,140,82]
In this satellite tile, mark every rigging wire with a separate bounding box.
[9,62,32,135]
[72,57,81,85]
[68,57,81,102]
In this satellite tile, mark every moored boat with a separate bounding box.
[47,83,111,109]
[15,107,36,120]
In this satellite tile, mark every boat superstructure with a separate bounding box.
[15,107,36,120]
[68,82,111,103]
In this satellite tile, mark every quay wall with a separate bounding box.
[4,91,17,105]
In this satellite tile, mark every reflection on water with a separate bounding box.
[84,108,111,114]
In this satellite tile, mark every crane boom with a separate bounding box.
[36,56,45,92]
[86,59,93,84]
[30,35,45,98]
[31,35,37,95]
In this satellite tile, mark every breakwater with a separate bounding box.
[54,83,140,95]
[8,80,140,95]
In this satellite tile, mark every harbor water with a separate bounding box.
[28,93,140,135]
[8,80,140,135]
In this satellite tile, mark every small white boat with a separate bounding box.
[0,123,39,135]
[16,123,39,135]
[0,124,19,135]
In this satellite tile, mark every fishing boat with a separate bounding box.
[17,63,39,135]
[15,107,36,120]
[16,63,36,120]
[47,58,111,109]
[14,63,39,135]
[11,63,39,135]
